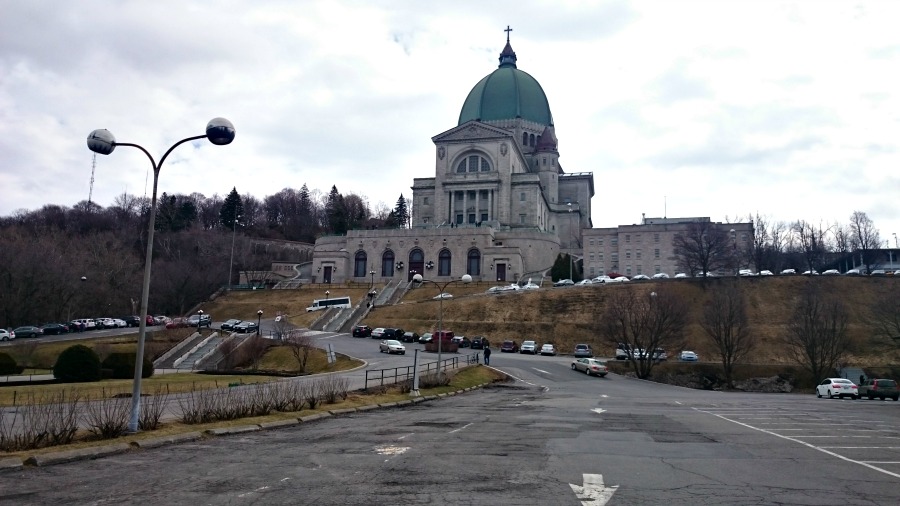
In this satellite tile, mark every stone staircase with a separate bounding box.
[173,333,221,371]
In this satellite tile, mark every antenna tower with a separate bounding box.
[88,152,97,205]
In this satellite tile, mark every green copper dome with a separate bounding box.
[458,41,553,126]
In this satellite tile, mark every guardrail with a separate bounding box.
[363,352,481,391]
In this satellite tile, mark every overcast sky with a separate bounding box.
[2,1,899,245]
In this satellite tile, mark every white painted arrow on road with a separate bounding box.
[569,473,619,505]
[591,408,607,415]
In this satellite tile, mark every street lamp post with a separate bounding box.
[256,309,263,336]
[197,309,204,334]
[227,211,241,290]
[87,117,235,433]
[412,273,472,377]
[729,228,737,275]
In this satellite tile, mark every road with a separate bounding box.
[2,341,898,505]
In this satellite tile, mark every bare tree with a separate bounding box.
[769,221,789,272]
[870,284,900,341]
[599,287,688,378]
[831,224,854,273]
[792,220,827,273]
[783,283,850,382]
[700,281,754,387]
[244,335,271,371]
[849,211,881,274]
[748,213,769,273]
[283,330,315,373]
[672,220,733,276]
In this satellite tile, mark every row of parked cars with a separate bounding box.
[815,378,899,400]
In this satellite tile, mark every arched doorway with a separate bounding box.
[408,248,424,281]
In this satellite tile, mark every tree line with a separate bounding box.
[0,185,413,328]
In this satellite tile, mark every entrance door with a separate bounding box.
[408,249,424,282]
[323,266,333,284]
[496,264,506,282]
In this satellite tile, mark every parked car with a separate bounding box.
[39,323,69,335]
[520,340,539,354]
[486,284,520,293]
[381,328,405,340]
[652,272,670,279]
[68,320,85,332]
[592,275,612,283]
[371,327,386,339]
[146,315,156,326]
[608,276,629,283]
[12,326,43,338]
[74,318,97,330]
[500,340,519,352]
[234,321,258,333]
[858,378,899,401]
[352,325,372,337]
[759,270,773,276]
[631,274,651,281]
[571,358,608,377]
[221,319,243,331]
[418,332,433,344]
[738,269,756,276]
[822,269,840,276]
[575,279,593,285]
[470,336,490,349]
[121,316,141,327]
[402,331,420,343]
[780,269,796,275]
[378,339,406,354]
[553,279,574,287]
[433,293,453,300]
[165,317,189,329]
[674,273,688,279]
[845,268,862,276]
[801,270,819,276]
[458,336,471,348]
[521,280,540,290]
[108,318,127,328]
[870,269,887,276]
[679,350,699,362]
[0,329,14,341]
[815,378,858,399]
[186,314,212,328]
[615,342,632,360]
[540,343,557,356]
[573,344,593,358]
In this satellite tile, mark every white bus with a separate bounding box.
[305,296,352,312]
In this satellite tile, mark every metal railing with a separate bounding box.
[363,352,481,390]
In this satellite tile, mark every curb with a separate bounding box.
[205,425,260,436]
[131,432,204,449]
[24,443,131,467]
[299,412,333,423]
[259,419,301,430]
[0,457,23,471]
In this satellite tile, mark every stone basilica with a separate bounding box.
[311,35,594,285]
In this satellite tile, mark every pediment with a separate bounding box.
[432,121,513,144]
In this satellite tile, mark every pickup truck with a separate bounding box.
[858,378,899,401]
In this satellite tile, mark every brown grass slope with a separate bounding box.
[202,278,899,366]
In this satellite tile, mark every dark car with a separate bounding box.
[221,319,242,331]
[470,336,489,350]
[186,314,212,328]
[121,316,141,328]
[39,323,69,335]
[500,340,519,353]
[858,378,899,401]
[382,328,405,339]
[418,332,433,344]
[12,326,43,338]
[165,317,189,329]
[401,331,419,343]
[352,325,372,338]
[68,320,85,332]
[234,321,258,333]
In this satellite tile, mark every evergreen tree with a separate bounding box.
[326,185,348,235]
[393,194,409,229]
[220,187,244,229]
[297,183,315,241]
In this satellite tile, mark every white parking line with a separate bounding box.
[696,408,900,479]
[533,368,551,375]
[449,423,473,434]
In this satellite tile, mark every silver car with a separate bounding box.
[571,358,608,377]
[379,340,406,355]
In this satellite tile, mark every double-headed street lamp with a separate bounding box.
[197,309,204,334]
[412,273,472,377]
[87,117,235,433]
[257,309,263,336]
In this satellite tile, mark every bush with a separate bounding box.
[0,352,17,375]
[53,345,102,382]
[101,352,154,379]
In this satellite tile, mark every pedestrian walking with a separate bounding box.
[483,345,491,366]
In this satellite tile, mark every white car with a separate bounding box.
[108,318,127,328]
[540,343,557,356]
[487,284,520,293]
[816,378,859,399]
[0,329,14,341]
[592,275,612,283]
[802,270,819,276]
[575,279,593,285]
[679,350,699,362]
[738,269,756,276]
[371,327,386,338]
[378,339,406,355]
[674,273,688,279]
[521,280,540,290]
[870,269,887,276]
[607,276,629,283]
[632,274,651,281]
[822,269,840,276]
[759,270,773,276]
[652,273,669,279]
[780,269,796,275]
[433,293,453,300]
[845,268,861,276]
[520,340,539,354]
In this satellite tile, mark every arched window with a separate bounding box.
[438,249,452,276]
[529,133,535,146]
[455,153,492,173]
[354,251,367,278]
[381,250,395,277]
[522,132,528,145]
[467,248,481,276]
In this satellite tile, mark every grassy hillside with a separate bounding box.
[200,278,900,366]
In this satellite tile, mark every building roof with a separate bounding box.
[457,40,553,127]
